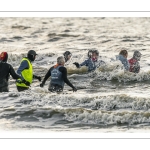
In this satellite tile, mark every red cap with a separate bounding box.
[0,52,8,61]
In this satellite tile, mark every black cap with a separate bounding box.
[28,50,37,56]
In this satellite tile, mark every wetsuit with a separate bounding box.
[41,65,75,92]
[128,58,140,73]
[0,61,20,92]
[116,55,130,71]
[128,51,141,73]
[79,58,105,72]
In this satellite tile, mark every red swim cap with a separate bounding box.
[0,52,8,61]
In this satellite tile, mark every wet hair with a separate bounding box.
[88,49,99,58]
[63,51,72,62]
[57,56,65,65]
[119,50,128,57]
[133,50,142,60]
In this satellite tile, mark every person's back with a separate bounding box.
[40,56,77,93]
[128,50,141,73]
[0,61,11,91]
[16,50,41,92]
[116,49,130,71]
[50,65,65,89]
[0,52,20,92]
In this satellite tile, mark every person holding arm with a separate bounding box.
[16,50,41,92]
[0,52,20,92]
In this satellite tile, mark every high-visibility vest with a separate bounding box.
[16,58,33,87]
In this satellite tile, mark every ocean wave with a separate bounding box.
[90,61,150,82]
[1,91,150,127]
[12,25,31,30]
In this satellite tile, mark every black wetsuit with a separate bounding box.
[0,61,20,92]
[41,66,74,91]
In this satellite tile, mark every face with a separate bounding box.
[125,53,128,58]
[91,52,98,61]
[67,54,71,61]
[92,52,97,58]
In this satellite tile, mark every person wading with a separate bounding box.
[16,50,41,92]
[128,50,142,73]
[116,49,130,71]
[0,52,20,92]
[40,56,77,92]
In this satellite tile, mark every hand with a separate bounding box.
[16,79,22,84]
[36,76,41,82]
[73,62,80,68]
[22,80,30,86]
[72,87,77,92]
[40,83,44,88]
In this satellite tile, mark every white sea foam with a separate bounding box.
[1,17,150,132]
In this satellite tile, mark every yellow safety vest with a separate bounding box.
[16,58,33,88]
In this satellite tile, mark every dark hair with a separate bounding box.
[119,50,128,56]
[88,49,99,58]
[63,51,72,62]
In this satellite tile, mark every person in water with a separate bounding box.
[116,49,130,71]
[16,50,41,92]
[63,51,72,62]
[73,49,105,72]
[40,56,77,92]
[0,52,20,92]
[128,50,142,73]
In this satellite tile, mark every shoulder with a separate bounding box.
[60,66,66,69]
[21,59,29,65]
[22,58,31,63]
[59,66,67,71]
[4,63,13,70]
[4,62,10,67]
[84,58,90,63]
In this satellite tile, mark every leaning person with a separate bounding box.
[73,49,105,72]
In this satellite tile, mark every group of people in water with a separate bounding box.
[0,48,142,93]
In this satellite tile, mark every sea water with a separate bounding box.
[0,17,150,133]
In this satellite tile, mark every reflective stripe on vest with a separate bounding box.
[16,58,33,87]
